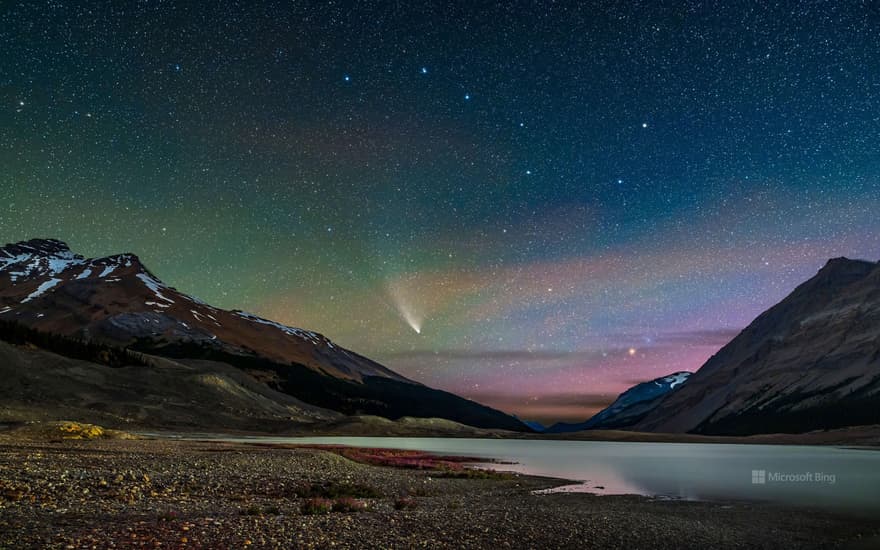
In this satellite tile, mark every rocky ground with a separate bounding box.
[1,435,879,549]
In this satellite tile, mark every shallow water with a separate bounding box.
[206,436,880,516]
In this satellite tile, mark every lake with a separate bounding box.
[206,436,880,516]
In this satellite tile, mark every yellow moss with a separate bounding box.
[58,422,105,439]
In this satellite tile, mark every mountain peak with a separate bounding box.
[1,238,79,260]
[819,256,877,273]
[803,257,879,294]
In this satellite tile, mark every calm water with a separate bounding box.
[210,436,880,516]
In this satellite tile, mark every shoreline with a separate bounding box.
[6,417,880,448]
[130,426,880,450]
[1,435,879,548]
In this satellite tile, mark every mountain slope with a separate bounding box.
[0,339,342,431]
[545,372,691,433]
[0,239,528,431]
[634,258,880,435]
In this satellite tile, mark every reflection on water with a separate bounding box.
[211,435,880,516]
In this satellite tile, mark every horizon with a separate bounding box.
[3,2,880,424]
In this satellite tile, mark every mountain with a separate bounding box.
[0,239,528,431]
[545,372,691,433]
[515,418,546,432]
[634,257,880,435]
[0,335,342,432]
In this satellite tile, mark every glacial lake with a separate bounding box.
[202,436,880,516]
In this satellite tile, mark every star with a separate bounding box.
[464,93,471,100]
[343,74,351,82]
[420,67,428,74]
[641,122,648,128]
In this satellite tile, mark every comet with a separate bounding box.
[396,301,422,334]
[385,278,424,334]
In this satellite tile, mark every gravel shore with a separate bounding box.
[1,437,879,549]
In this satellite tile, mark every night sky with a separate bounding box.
[2,1,879,424]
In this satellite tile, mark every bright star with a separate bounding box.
[641,122,648,128]
[628,347,637,356]
[343,74,351,82]
[464,93,471,100]
[420,67,428,74]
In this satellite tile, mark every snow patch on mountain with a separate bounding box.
[234,311,322,344]
[22,278,62,303]
[136,273,175,303]
[659,372,690,389]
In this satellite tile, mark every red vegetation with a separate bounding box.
[332,497,367,512]
[295,445,490,471]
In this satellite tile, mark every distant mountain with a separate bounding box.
[545,372,691,433]
[0,239,528,431]
[517,418,546,432]
[634,258,880,435]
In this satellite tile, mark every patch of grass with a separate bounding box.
[332,497,367,513]
[239,504,281,516]
[157,510,180,522]
[435,466,514,480]
[295,481,381,499]
[404,485,434,497]
[300,497,333,515]
[393,497,417,510]
[0,481,27,502]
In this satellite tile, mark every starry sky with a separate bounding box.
[2,1,879,424]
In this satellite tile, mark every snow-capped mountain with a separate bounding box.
[635,257,880,435]
[0,238,399,381]
[545,372,692,433]
[0,239,528,431]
